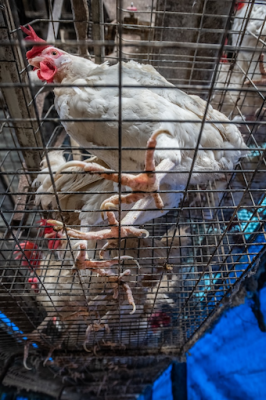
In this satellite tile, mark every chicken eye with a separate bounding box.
[51,51,57,56]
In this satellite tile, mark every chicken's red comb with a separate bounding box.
[235,2,245,11]
[20,25,49,59]
[14,241,41,268]
[20,25,46,43]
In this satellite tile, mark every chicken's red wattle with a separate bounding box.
[37,61,57,83]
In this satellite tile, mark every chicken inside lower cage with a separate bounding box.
[14,225,189,368]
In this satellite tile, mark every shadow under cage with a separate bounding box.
[0,0,266,397]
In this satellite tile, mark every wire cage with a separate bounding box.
[1,0,266,393]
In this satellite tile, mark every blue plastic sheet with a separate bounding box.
[187,287,266,400]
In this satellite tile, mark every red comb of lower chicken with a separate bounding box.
[14,241,42,268]
[235,2,245,11]
[38,219,63,250]
[149,311,171,332]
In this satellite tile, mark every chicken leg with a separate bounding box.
[74,242,138,271]
[245,54,266,86]
[47,211,149,256]
[76,244,136,318]
[55,130,174,215]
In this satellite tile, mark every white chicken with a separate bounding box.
[61,227,191,349]
[34,149,154,242]
[16,226,189,366]
[212,1,266,119]
[18,232,142,367]
[22,25,248,238]
[34,150,115,228]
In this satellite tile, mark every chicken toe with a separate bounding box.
[48,212,149,254]
[245,54,266,86]
[54,130,173,215]
[75,243,135,272]
[100,130,173,212]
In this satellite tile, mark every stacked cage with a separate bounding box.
[0,0,266,390]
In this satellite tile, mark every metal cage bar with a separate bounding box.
[0,0,266,384]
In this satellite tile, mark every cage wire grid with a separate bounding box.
[0,0,266,363]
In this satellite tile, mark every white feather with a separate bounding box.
[212,2,266,118]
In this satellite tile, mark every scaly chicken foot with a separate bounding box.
[42,337,65,366]
[100,130,172,213]
[42,319,79,367]
[118,157,176,227]
[121,282,136,313]
[83,322,110,352]
[101,156,177,224]
[76,243,136,314]
[75,242,137,271]
[22,308,89,369]
[98,210,148,257]
[245,54,266,86]
[23,341,32,370]
[100,192,163,220]
[22,316,61,370]
[55,130,171,214]
[47,211,149,245]
[108,269,136,315]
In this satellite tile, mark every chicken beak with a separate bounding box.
[28,56,42,69]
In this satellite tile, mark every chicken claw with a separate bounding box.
[21,313,80,370]
[83,322,110,352]
[75,242,137,271]
[43,339,63,366]
[244,54,266,86]
[47,212,149,253]
[108,270,136,315]
[122,283,136,314]
[23,341,32,370]
[46,219,64,231]
[54,130,172,215]
[76,246,136,314]
[101,130,171,212]
[76,244,136,314]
